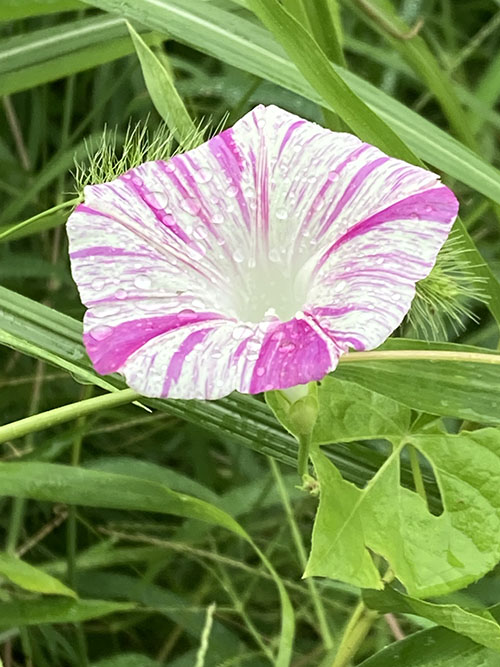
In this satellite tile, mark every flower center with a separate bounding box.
[234,263,309,323]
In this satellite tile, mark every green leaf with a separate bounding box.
[337,338,500,425]
[306,447,383,589]
[0,554,76,598]
[306,427,500,597]
[0,598,134,627]
[0,462,247,536]
[0,0,83,20]
[358,624,499,667]
[0,461,294,666]
[127,22,198,147]
[364,587,500,652]
[350,0,475,149]
[0,15,155,97]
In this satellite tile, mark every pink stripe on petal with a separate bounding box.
[161,327,214,396]
[316,186,458,273]
[84,312,225,374]
[249,318,334,393]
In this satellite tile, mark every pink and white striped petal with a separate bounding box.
[67,104,459,399]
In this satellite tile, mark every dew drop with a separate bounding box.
[144,190,169,209]
[333,280,347,293]
[232,249,245,263]
[212,213,224,225]
[181,198,201,215]
[268,248,281,263]
[178,308,195,321]
[211,350,223,359]
[134,274,152,289]
[90,325,113,341]
[227,185,239,197]
[93,304,120,318]
[327,170,339,183]
[164,161,176,173]
[276,208,288,221]
[256,367,265,377]
[193,167,213,184]
[194,225,208,240]
[91,277,105,291]
[279,342,296,353]
[313,197,326,211]
[115,289,127,299]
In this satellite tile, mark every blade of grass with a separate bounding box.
[348,0,476,149]
[127,22,198,147]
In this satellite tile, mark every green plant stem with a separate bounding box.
[6,498,26,555]
[269,458,334,651]
[0,198,81,242]
[408,444,427,506]
[297,433,312,478]
[331,600,378,667]
[0,389,140,445]
[339,349,500,365]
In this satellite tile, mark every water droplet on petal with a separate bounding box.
[327,170,339,182]
[181,198,201,215]
[165,162,176,172]
[115,289,127,299]
[232,249,244,263]
[211,350,223,359]
[134,275,152,289]
[194,225,208,240]
[91,277,105,291]
[279,342,296,353]
[212,213,224,224]
[256,367,265,377]
[268,248,281,263]
[276,208,288,220]
[333,280,347,293]
[93,304,120,318]
[193,167,213,183]
[144,190,169,209]
[90,325,113,341]
[313,197,326,211]
[178,309,196,321]
[227,185,238,197]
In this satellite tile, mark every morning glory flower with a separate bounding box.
[67,105,458,400]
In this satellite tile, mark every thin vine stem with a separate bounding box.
[269,458,334,651]
[339,349,500,365]
[0,389,140,445]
